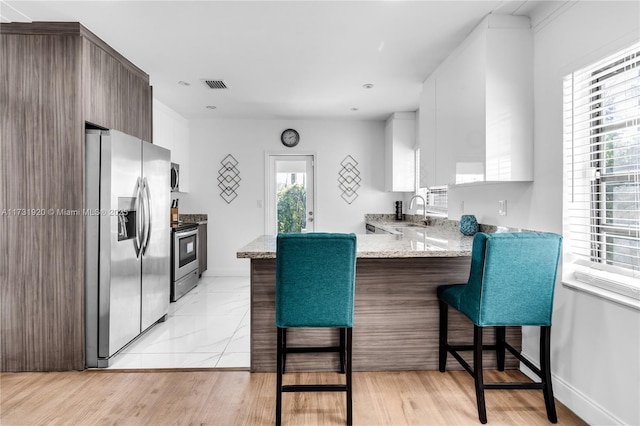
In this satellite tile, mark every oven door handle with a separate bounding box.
[176,228,198,239]
[141,177,152,255]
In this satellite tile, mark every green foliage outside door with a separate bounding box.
[277,183,307,233]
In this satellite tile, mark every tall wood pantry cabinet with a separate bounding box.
[0,22,152,371]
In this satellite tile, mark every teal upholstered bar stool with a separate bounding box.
[438,232,562,424]
[275,232,357,426]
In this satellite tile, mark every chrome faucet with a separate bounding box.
[409,195,427,220]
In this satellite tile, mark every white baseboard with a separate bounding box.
[203,267,250,277]
[520,354,624,425]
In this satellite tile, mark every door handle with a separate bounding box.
[141,177,152,255]
[134,177,142,258]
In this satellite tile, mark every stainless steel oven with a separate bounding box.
[171,223,199,302]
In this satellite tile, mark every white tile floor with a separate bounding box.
[107,276,251,369]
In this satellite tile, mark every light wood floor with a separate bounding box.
[1,369,586,425]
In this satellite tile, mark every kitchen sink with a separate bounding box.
[392,226,447,251]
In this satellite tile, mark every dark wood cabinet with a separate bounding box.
[199,223,208,277]
[82,36,152,140]
[0,22,152,372]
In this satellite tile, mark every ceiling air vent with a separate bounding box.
[201,79,229,90]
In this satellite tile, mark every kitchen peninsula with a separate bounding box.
[237,219,522,373]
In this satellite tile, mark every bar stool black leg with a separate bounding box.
[276,327,283,426]
[339,328,346,374]
[496,326,506,371]
[282,328,287,374]
[474,325,487,424]
[439,300,449,372]
[346,328,353,426]
[540,326,558,423]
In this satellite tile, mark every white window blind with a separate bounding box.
[415,149,448,215]
[563,41,640,297]
[426,186,448,214]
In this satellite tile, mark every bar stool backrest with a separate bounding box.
[459,232,562,327]
[276,233,357,328]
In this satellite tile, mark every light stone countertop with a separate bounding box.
[178,213,208,224]
[236,223,474,259]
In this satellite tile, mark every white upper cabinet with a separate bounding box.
[153,99,191,192]
[419,77,436,188]
[419,15,533,186]
[385,112,416,192]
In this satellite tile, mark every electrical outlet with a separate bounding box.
[257,200,263,208]
[460,201,464,213]
[499,200,507,216]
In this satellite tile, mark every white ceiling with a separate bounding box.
[2,1,546,121]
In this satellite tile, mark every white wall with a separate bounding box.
[179,118,399,276]
[152,99,191,192]
[448,2,639,424]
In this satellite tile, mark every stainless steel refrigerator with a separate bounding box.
[85,129,171,368]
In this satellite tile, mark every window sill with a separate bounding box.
[562,276,640,311]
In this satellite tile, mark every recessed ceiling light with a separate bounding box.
[205,105,217,110]
[362,83,374,89]
[178,81,190,86]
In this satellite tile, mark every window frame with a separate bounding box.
[589,56,640,270]
[414,148,448,217]
[562,42,640,310]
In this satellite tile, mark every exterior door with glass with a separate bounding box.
[266,154,315,234]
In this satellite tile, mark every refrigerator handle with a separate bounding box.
[142,177,152,255]
[134,177,143,258]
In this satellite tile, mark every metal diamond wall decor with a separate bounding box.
[218,154,241,204]
[338,155,361,204]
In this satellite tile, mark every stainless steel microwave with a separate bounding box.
[170,162,180,192]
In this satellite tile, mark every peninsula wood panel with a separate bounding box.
[250,257,521,372]
[0,31,85,371]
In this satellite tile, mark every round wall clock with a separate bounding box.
[280,129,300,147]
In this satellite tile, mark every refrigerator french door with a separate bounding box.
[85,129,170,368]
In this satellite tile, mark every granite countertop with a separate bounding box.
[237,213,524,260]
[236,223,474,259]
[178,213,208,224]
